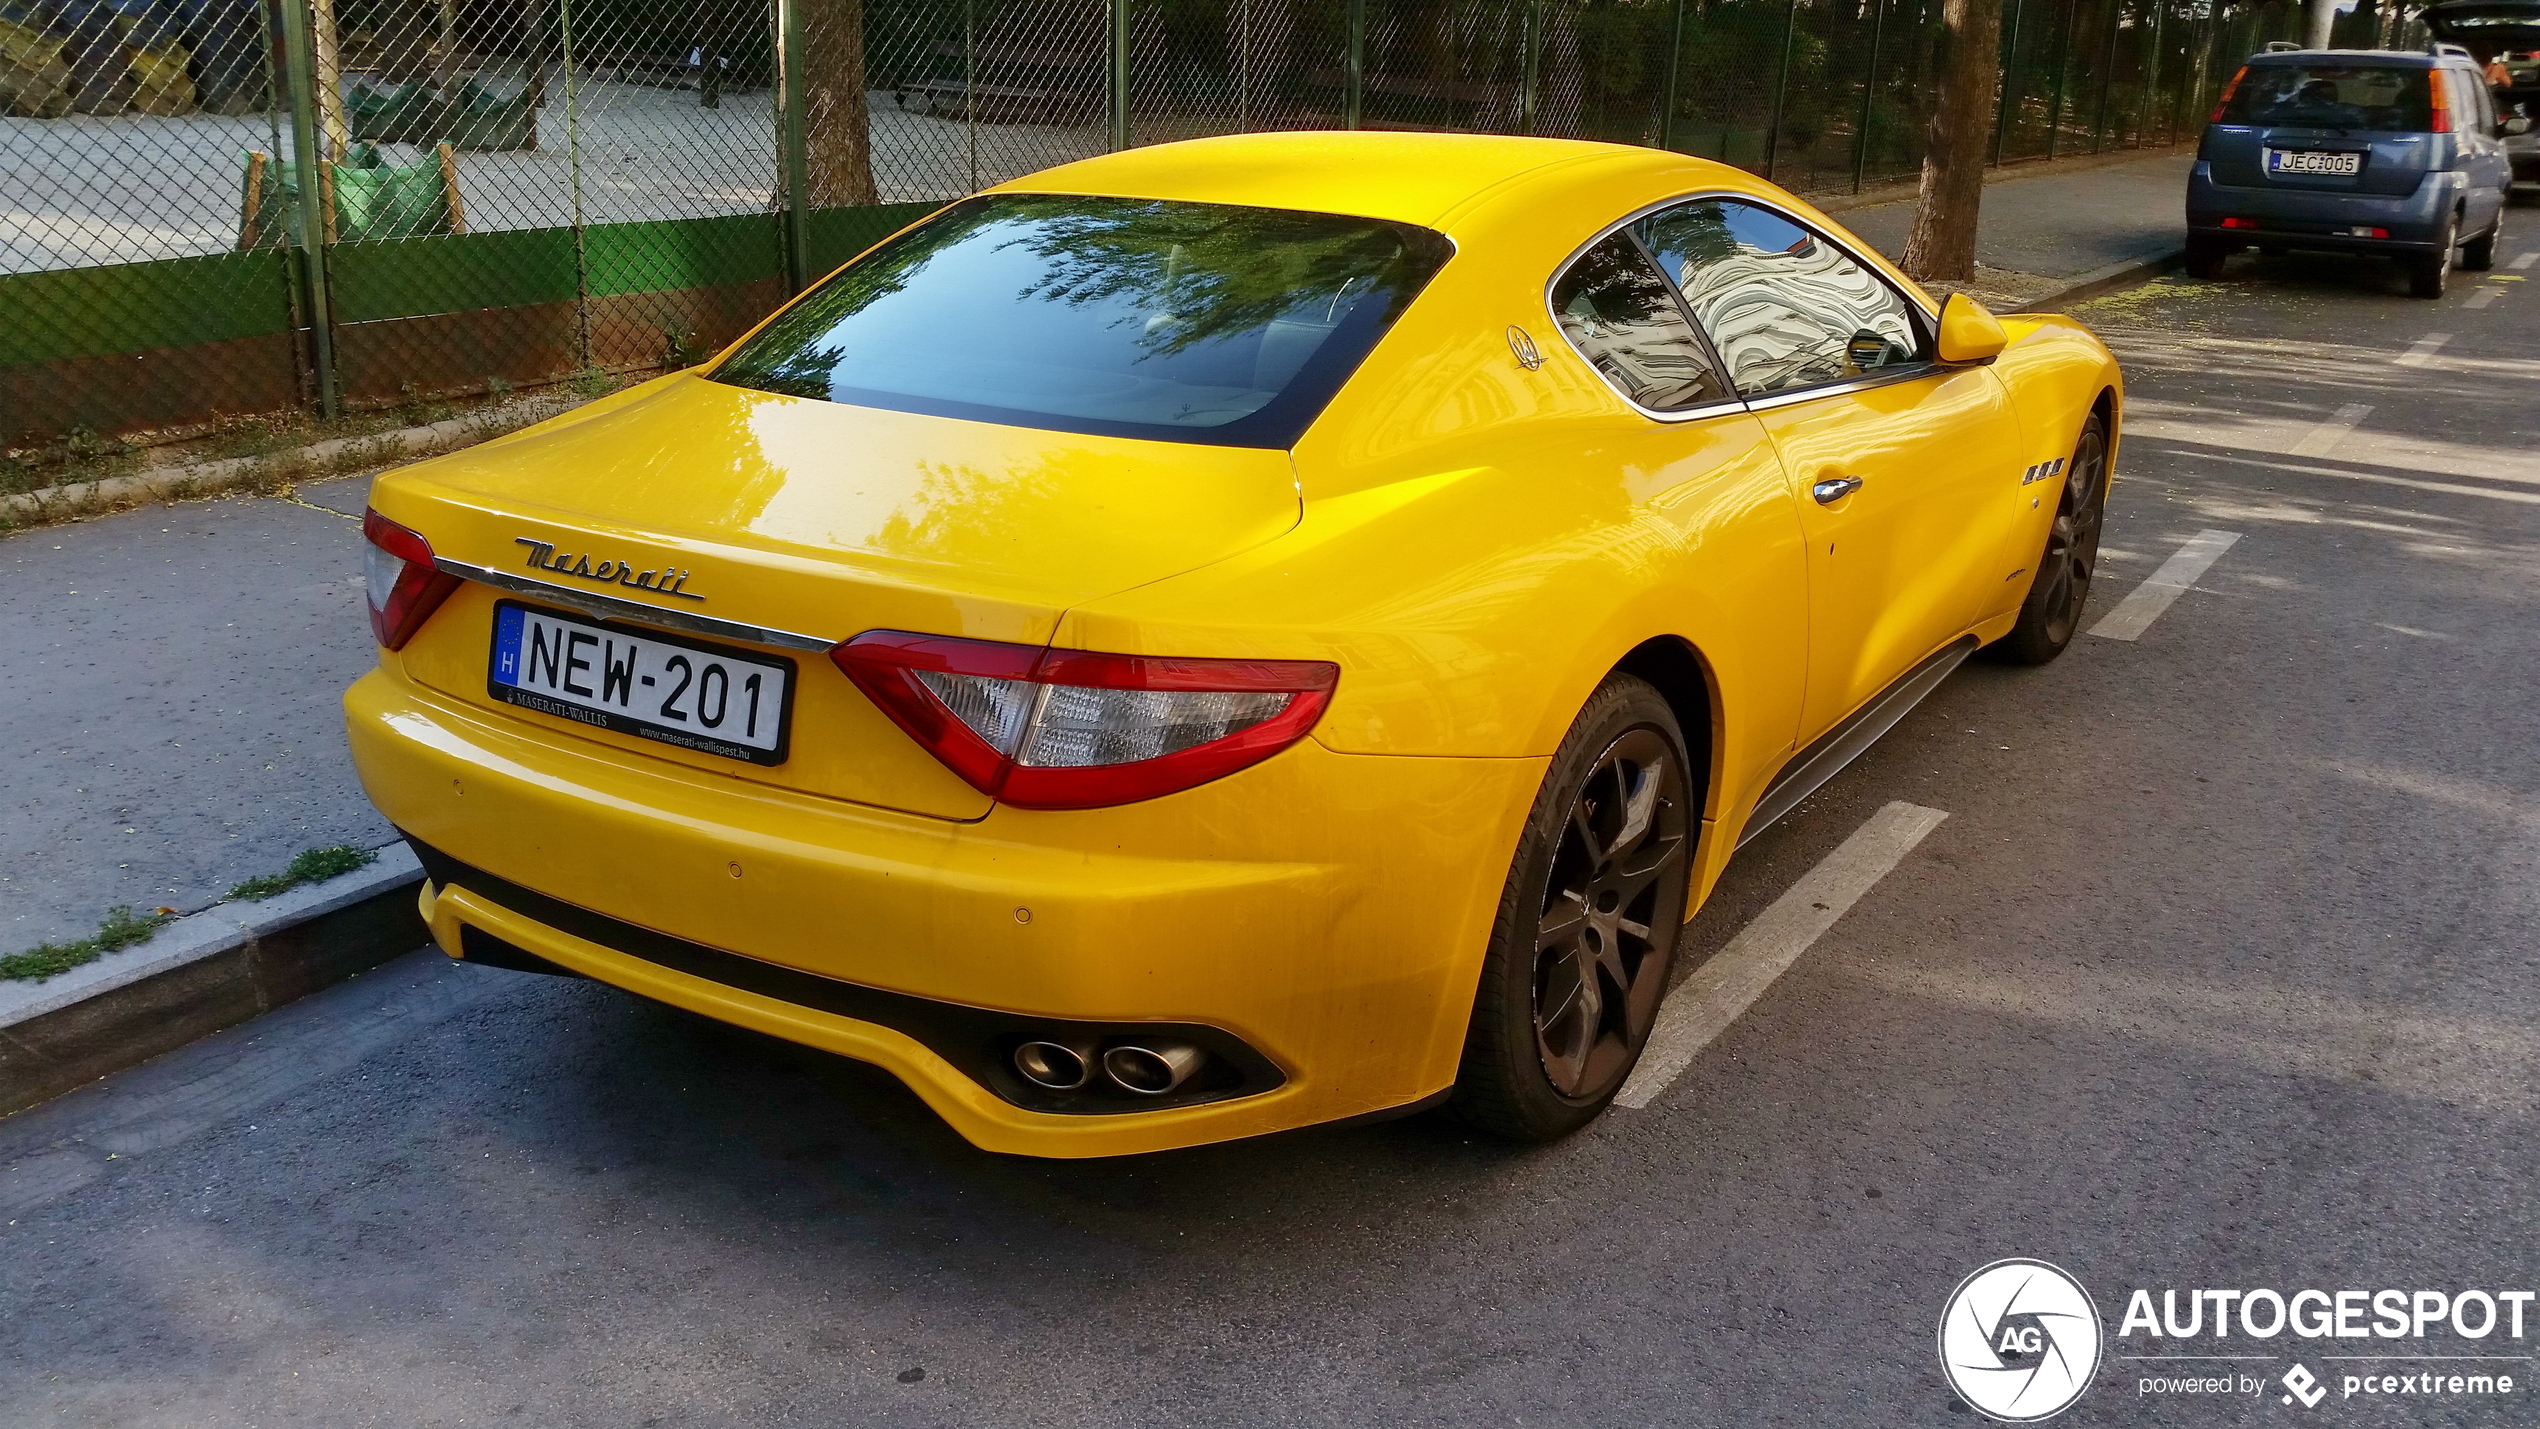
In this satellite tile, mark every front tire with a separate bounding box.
[1995,411,2109,666]
[1449,675,1694,1142]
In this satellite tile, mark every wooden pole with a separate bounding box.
[308,0,348,161]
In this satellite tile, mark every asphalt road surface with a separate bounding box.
[6,241,2539,1428]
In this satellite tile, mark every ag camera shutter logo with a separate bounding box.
[1939,1259,2104,1421]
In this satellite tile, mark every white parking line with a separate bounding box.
[2288,403,2372,458]
[2396,333,2453,367]
[1614,801,1947,1110]
[2511,252,2539,271]
[2467,287,2501,309]
[2088,529,2243,642]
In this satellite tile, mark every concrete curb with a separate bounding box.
[2005,246,2186,313]
[0,406,551,527]
[0,847,428,1115]
[1,415,497,527]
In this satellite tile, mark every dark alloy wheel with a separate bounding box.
[1451,675,1693,1141]
[1996,411,2109,665]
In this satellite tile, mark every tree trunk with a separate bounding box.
[2304,0,2336,50]
[1901,0,2004,283]
[804,0,878,207]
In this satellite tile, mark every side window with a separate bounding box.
[2447,68,2491,131]
[1637,199,1923,399]
[1548,233,1733,412]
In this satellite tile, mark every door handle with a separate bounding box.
[1812,475,1865,505]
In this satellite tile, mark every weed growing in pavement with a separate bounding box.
[225,844,379,902]
[0,845,385,983]
[0,450,42,498]
[397,382,458,427]
[0,428,140,498]
[568,366,621,400]
[0,906,173,983]
[329,433,407,476]
[202,414,308,461]
[662,324,703,371]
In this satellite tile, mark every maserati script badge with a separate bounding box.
[515,537,704,602]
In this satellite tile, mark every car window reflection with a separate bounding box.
[712,195,1452,448]
[1548,233,1731,412]
[1638,200,1922,399]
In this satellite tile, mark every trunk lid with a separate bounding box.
[371,372,1302,820]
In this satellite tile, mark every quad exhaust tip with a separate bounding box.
[1012,1039,1098,1091]
[1011,1036,1211,1097]
[1101,1039,1206,1096]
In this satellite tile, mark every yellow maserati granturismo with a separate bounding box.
[347,132,2121,1157]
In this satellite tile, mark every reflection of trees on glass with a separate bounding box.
[993,196,1434,355]
[1636,204,1738,272]
[712,194,1451,446]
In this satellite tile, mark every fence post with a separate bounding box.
[1852,0,1887,190]
[561,0,591,373]
[275,0,338,418]
[1992,0,2025,162]
[1761,0,1800,177]
[2044,0,2077,158]
[1236,0,1252,131]
[775,0,809,293]
[1109,0,1131,149]
[1344,0,1365,128]
[2153,0,2174,143]
[2090,0,2123,150]
[1520,0,1543,134]
[1659,0,1686,149]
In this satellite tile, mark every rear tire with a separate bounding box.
[2462,215,2499,272]
[1995,412,2109,667]
[2410,215,2458,298]
[2183,237,2228,280]
[1449,675,1694,1142]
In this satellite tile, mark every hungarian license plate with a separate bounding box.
[2267,148,2362,176]
[488,601,794,765]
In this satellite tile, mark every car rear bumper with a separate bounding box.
[345,666,1544,1157]
[2187,165,2456,252]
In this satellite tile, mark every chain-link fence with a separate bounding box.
[4,0,2301,454]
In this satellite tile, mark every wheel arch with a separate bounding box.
[1610,635,1720,821]
[2092,382,2120,495]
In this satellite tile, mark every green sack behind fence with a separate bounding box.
[241,143,460,248]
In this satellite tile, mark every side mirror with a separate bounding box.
[1934,292,2008,366]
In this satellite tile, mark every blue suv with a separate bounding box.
[2185,44,2524,297]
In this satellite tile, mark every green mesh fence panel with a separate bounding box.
[6,0,2259,453]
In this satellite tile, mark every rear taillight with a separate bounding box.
[362,508,462,650]
[832,633,1339,809]
[2210,65,2247,123]
[2429,72,2453,133]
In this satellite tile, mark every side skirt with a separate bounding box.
[1735,636,1979,849]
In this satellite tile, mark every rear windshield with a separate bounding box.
[2219,64,2434,131]
[711,194,1452,448]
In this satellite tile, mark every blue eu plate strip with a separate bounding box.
[492,605,525,686]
